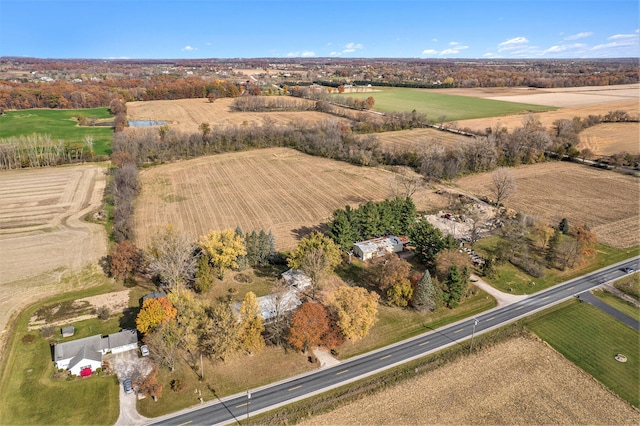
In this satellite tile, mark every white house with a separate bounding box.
[53,329,138,376]
[353,235,403,260]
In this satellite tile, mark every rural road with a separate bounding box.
[148,256,639,426]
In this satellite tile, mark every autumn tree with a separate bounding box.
[167,291,205,356]
[490,167,516,206]
[145,318,182,371]
[574,224,597,264]
[531,220,555,250]
[288,232,341,298]
[198,228,247,279]
[199,301,239,362]
[435,249,471,283]
[238,291,265,354]
[287,302,330,353]
[109,240,141,282]
[146,226,198,293]
[328,286,379,341]
[136,297,178,334]
[194,254,215,293]
[263,279,298,346]
[134,365,163,400]
[371,253,413,307]
[412,270,441,312]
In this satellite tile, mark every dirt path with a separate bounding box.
[471,274,527,306]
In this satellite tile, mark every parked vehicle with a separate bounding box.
[140,344,149,357]
[123,378,133,394]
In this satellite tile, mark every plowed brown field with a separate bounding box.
[453,162,640,248]
[134,147,447,250]
[372,127,465,154]
[126,97,335,133]
[300,337,640,425]
[578,122,640,156]
[0,164,108,338]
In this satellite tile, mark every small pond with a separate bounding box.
[128,120,167,127]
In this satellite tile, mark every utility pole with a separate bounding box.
[246,389,251,422]
[200,353,204,380]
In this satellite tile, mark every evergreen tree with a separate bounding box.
[409,221,446,267]
[442,265,467,308]
[328,209,357,250]
[412,270,441,312]
[399,197,417,234]
[267,230,277,262]
[559,218,570,234]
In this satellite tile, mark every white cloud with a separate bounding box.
[543,43,587,54]
[182,45,197,51]
[564,32,593,41]
[331,42,364,56]
[592,31,640,51]
[432,38,438,42]
[449,41,461,46]
[287,51,316,57]
[440,45,469,55]
[608,33,637,40]
[498,37,529,52]
[422,49,438,55]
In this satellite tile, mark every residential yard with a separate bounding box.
[525,299,640,407]
[0,283,128,425]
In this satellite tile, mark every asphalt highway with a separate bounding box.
[149,256,639,426]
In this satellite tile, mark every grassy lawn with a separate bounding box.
[592,289,640,321]
[0,282,127,425]
[137,345,313,418]
[336,286,496,358]
[0,108,113,155]
[335,87,554,121]
[474,236,639,294]
[525,299,640,407]
[614,272,640,300]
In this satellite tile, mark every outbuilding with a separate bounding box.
[353,235,403,260]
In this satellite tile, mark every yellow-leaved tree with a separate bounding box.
[136,297,177,334]
[198,229,247,279]
[238,291,265,354]
[287,232,341,299]
[328,286,379,341]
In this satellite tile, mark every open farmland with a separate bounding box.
[300,337,639,425]
[578,122,640,156]
[337,87,553,121]
[371,127,468,154]
[134,147,448,250]
[453,162,640,248]
[0,108,113,155]
[0,164,108,339]
[126,97,335,133]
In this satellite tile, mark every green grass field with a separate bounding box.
[336,87,555,121]
[593,289,640,321]
[0,108,113,155]
[526,299,640,407]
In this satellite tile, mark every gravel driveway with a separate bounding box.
[105,349,151,426]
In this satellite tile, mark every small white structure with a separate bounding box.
[281,268,312,290]
[353,235,403,260]
[53,329,138,375]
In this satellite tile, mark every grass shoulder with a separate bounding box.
[474,236,639,294]
[614,271,640,300]
[592,289,640,321]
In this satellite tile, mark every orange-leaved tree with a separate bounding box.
[288,302,329,353]
[109,240,141,282]
[136,297,177,334]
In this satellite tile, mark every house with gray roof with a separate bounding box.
[53,329,138,376]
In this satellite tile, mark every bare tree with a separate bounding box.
[146,226,198,293]
[391,167,423,198]
[490,167,517,206]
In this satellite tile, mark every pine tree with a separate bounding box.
[328,209,356,250]
[412,270,441,312]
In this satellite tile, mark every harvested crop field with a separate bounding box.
[453,100,639,133]
[300,337,639,425]
[372,127,467,153]
[0,164,107,337]
[452,162,640,248]
[126,97,334,133]
[134,147,447,250]
[578,122,640,156]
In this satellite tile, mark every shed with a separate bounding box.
[281,268,312,290]
[61,326,75,337]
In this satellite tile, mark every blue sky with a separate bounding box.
[1,0,638,59]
